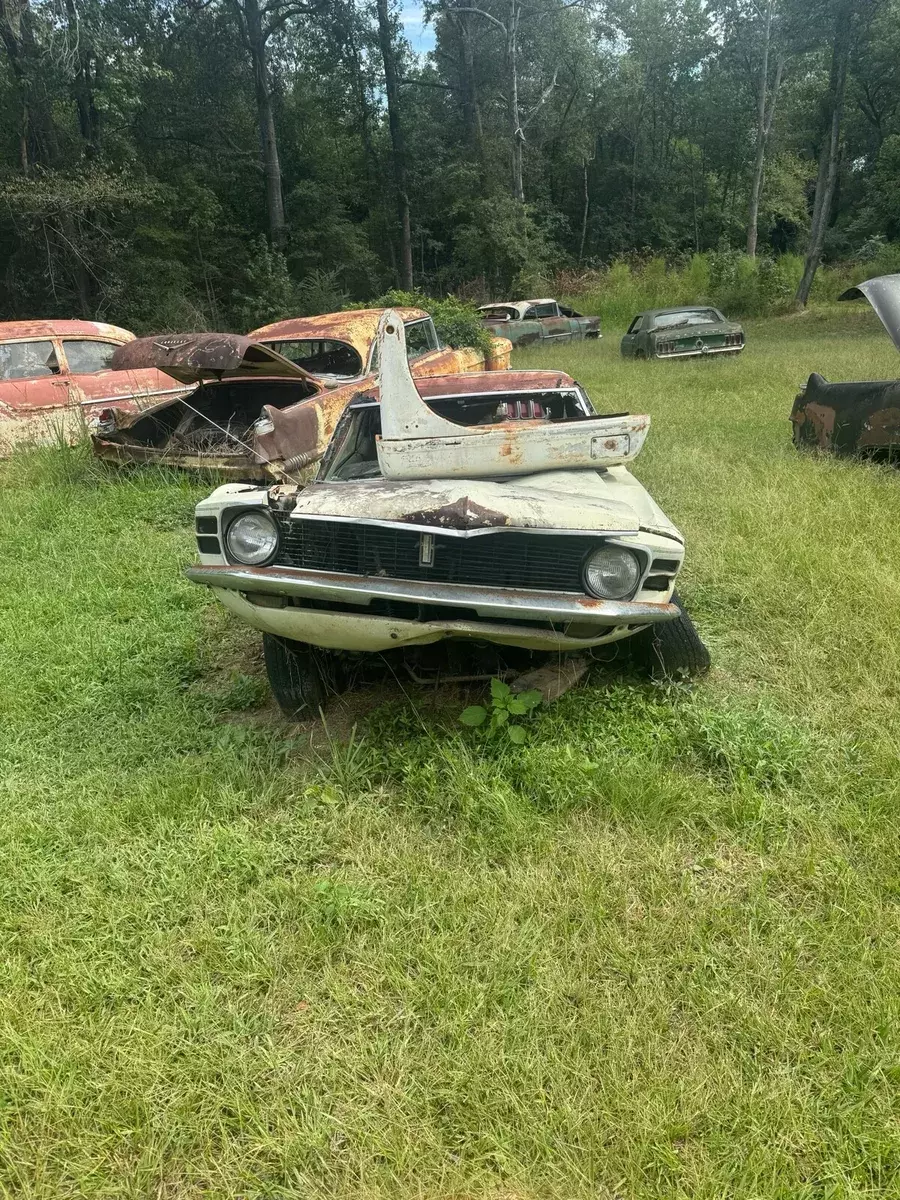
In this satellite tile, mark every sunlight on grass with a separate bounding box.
[2,315,900,1197]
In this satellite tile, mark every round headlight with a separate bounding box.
[225,510,279,565]
[584,545,642,600]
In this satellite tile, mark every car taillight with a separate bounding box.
[95,408,117,434]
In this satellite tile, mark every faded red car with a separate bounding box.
[92,308,511,480]
[0,319,186,452]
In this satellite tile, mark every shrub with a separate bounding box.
[363,288,494,355]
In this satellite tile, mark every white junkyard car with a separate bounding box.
[187,312,709,715]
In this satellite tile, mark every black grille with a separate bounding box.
[272,515,596,593]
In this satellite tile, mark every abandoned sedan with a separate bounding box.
[186,312,709,715]
[478,299,601,346]
[620,307,744,359]
[92,309,509,479]
[791,273,900,459]
[0,319,187,452]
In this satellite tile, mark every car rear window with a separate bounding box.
[63,340,120,373]
[261,339,363,378]
[0,340,59,380]
[651,309,721,330]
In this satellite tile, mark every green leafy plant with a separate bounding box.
[460,678,542,744]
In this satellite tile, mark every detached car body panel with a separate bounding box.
[92,310,510,479]
[0,319,188,453]
[791,274,900,459]
[187,312,687,661]
[478,299,601,347]
[620,307,744,359]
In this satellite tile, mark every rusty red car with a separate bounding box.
[0,319,187,452]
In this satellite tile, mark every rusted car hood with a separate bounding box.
[288,469,682,541]
[839,275,900,352]
[291,477,637,533]
[110,333,318,385]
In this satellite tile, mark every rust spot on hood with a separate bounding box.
[399,496,512,529]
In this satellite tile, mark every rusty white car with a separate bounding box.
[92,308,510,479]
[185,312,708,714]
[0,319,186,452]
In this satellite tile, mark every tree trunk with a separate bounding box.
[0,0,58,168]
[795,2,851,306]
[578,156,590,263]
[375,0,413,288]
[243,0,286,246]
[507,0,524,203]
[64,0,101,159]
[454,10,484,165]
[746,0,784,257]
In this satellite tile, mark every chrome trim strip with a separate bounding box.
[185,563,680,625]
[654,345,743,359]
[81,385,194,407]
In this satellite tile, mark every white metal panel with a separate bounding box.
[373,310,649,480]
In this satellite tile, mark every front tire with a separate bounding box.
[262,634,344,718]
[631,590,710,680]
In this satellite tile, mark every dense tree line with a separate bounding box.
[0,0,897,330]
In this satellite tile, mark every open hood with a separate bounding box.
[839,274,900,352]
[109,333,320,385]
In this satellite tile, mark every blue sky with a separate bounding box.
[401,2,436,54]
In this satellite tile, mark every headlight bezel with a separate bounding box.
[223,506,280,567]
[582,542,646,601]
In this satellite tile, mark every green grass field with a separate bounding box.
[2,308,900,1198]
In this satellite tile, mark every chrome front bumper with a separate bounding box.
[185,563,679,627]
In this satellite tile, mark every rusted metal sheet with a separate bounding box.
[374,311,648,480]
[109,334,316,384]
[792,275,900,459]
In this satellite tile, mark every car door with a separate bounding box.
[527,302,571,341]
[0,338,71,414]
[620,315,644,358]
[59,337,190,417]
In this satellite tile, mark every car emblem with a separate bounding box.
[418,532,435,566]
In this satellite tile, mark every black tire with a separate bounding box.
[262,633,344,719]
[631,590,710,680]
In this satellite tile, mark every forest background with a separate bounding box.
[0,0,897,331]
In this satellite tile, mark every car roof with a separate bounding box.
[0,319,134,342]
[248,308,428,360]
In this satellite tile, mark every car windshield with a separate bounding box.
[651,309,720,330]
[260,338,363,378]
[0,340,60,380]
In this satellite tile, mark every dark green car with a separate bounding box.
[620,307,744,360]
